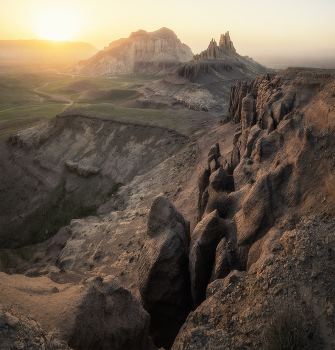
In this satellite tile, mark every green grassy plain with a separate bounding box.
[0,64,215,139]
[0,64,165,142]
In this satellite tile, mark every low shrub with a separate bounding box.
[206,191,230,218]
[107,183,120,197]
[263,302,313,350]
[248,178,255,185]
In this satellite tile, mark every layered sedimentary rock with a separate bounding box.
[2,111,188,247]
[139,31,269,114]
[74,27,193,76]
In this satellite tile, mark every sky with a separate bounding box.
[1,0,335,60]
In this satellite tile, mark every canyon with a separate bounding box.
[1,31,335,350]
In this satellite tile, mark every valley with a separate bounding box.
[1,28,335,350]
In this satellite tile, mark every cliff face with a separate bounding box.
[74,27,193,76]
[138,31,269,114]
[1,111,188,247]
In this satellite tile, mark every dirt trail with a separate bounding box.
[34,81,73,112]
[0,80,74,115]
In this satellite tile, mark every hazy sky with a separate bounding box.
[1,0,335,59]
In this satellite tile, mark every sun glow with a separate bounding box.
[33,4,81,41]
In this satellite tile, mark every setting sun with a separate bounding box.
[33,4,81,41]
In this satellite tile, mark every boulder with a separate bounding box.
[68,276,155,350]
[254,132,284,160]
[199,188,210,220]
[210,237,232,281]
[198,165,210,193]
[243,124,262,158]
[207,143,220,164]
[241,93,256,130]
[209,167,227,192]
[235,163,291,247]
[210,159,217,173]
[231,146,240,171]
[235,174,270,246]
[139,195,192,349]
[262,110,275,132]
[197,165,210,220]
[0,273,155,350]
[217,155,227,169]
[189,210,226,306]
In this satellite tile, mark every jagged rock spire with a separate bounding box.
[194,31,236,60]
[219,31,236,52]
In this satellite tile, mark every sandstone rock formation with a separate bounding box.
[74,27,193,76]
[189,210,226,306]
[193,32,236,61]
[3,65,335,350]
[171,216,333,350]
[170,67,335,349]
[139,195,192,349]
[139,31,269,114]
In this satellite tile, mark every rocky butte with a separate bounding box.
[139,31,269,114]
[73,27,193,76]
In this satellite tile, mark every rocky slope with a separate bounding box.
[138,67,335,349]
[74,27,193,76]
[138,32,269,114]
[1,67,335,350]
[1,111,188,247]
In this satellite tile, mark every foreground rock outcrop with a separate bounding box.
[0,273,155,350]
[172,215,335,350]
[74,27,193,76]
[139,31,269,114]
[189,210,225,307]
[0,305,72,350]
[169,67,335,349]
[139,195,192,349]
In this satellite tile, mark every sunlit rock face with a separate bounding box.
[74,27,194,76]
[138,31,269,115]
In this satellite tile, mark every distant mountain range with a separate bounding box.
[73,27,194,76]
[0,40,98,64]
